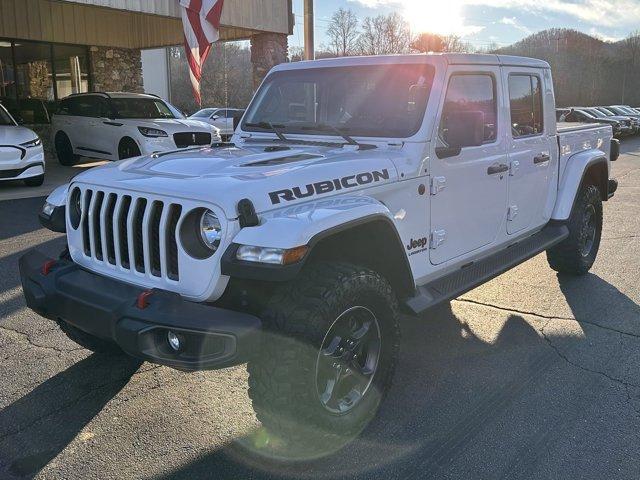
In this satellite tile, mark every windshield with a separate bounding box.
[192,108,216,118]
[0,105,15,126]
[242,64,435,138]
[111,98,176,119]
[587,109,607,119]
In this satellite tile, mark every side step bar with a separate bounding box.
[404,223,569,315]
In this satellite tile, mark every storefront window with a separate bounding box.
[54,44,89,98]
[13,41,55,123]
[0,41,16,103]
[0,39,91,124]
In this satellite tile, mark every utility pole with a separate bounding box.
[304,0,315,60]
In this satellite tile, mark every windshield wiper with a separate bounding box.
[244,122,288,142]
[301,124,377,150]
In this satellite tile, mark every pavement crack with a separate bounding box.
[0,365,164,442]
[455,297,640,339]
[539,319,640,416]
[0,324,83,355]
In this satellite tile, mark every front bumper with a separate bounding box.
[19,250,262,371]
[0,162,44,181]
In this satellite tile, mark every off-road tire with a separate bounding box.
[247,262,400,447]
[118,138,141,160]
[24,174,44,187]
[57,320,123,354]
[547,184,602,275]
[55,133,79,166]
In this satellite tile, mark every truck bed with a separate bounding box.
[557,122,612,179]
[557,121,611,133]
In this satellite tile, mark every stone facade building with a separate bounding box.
[89,47,145,93]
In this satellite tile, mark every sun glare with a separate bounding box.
[403,0,475,37]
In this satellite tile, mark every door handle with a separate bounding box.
[487,163,509,175]
[534,154,551,164]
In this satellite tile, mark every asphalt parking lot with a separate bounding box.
[1,140,639,479]
[0,154,107,202]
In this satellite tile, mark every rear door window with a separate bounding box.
[509,74,544,137]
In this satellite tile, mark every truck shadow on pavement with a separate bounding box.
[0,270,637,480]
[150,303,557,480]
[0,354,142,479]
[151,272,640,480]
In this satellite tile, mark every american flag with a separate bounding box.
[179,0,225,105]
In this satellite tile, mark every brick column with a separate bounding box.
[89,46,144,93]
[250,33,288,89]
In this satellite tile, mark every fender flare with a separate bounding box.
[552,150,608,221]
[45,183,70,207]
[221,196,415,294]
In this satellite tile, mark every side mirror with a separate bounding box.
[211,115,220,121]
[437,110,485,159]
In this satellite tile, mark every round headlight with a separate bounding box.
[200,210,222,251]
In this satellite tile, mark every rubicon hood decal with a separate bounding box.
[269,169,390,205]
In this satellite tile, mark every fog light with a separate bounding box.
[42,202,55,218]
[167,331,182,352]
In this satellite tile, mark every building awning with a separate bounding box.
[0,0,294,49]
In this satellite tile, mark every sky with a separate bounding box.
[289,0,640,50]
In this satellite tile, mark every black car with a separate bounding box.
[561,108,625,137]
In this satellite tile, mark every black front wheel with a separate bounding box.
[547,184,603,275]
[247,262,400,450]
[118,138,141,160]
[55,133,79,166]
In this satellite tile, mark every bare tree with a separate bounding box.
[357,13,412,55]
[327,8,360,57]
[621,31,640,103]
[412,33,445,53]
[288,46,305,63]
[441,35,472,53]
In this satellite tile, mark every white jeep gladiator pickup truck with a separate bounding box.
[21,53,619,444]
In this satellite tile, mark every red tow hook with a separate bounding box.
[136,290,153,309]
[41,260,57,276]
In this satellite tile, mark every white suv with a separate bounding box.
[51,92,221,165]
[0,102,45,187]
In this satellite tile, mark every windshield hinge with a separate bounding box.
[430,176,446,195]
[430,230,447,249]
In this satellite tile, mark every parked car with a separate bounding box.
[24,54,618,446]
[189,108,245,138]
[609,105,640,116]
[0,102,45,187]
[580,107,633,136]
[607,105,640,132]
[592,107,638,133]
[51,92,221,166]
[559,107,624,137]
